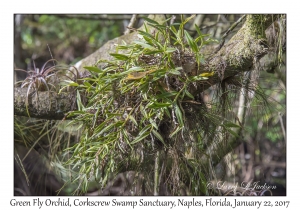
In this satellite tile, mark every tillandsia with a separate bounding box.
[15,59,80,117]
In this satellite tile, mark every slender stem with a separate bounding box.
[154,150,160,195]
[214,15,246,53]
[278,112,286,142]
[237,71,251,128]
[124,15,138,35]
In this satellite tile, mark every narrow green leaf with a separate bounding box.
[156,91,178,99]
[131,131,150,144]
[224,122,240,128]
[143,17,160,25]
[147,23,165,33]
[133,41,156,49]
[99,123,115,135]
[83,81,91,87]
[151,129,166,146]
[140,105,148,118]
[66,111,85,117]
[199,172,209,195]
[169,25,178,36]
[67,81,79,86]
[110,53,129,61]
[168,67,182,75]
[184,89,195,100]
[226,128,239,137]
[76,90,84,111]
[138,30,155,40]
[84,66,102,73]
[190,75,208,82]
[131,125,151,144]
[174,103,184,126]
[121,129,132,147]
[148,102,171,109]
[170,23,181,26]
[138,30,163,49]
[194,24,202,36]
[166,47,177,53]
[184,30,199,53]
[182,15,196,26]
[128,115,138,126]
[169,126,183,138]
[149,118,158,130]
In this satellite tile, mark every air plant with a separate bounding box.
[15,59,79,117]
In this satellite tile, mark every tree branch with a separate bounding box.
[14,87,76,120]
[14,15,280,120]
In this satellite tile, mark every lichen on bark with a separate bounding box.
[14,87,76,120]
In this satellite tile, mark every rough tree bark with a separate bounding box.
[14,87,75,120]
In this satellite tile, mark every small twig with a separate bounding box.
[170,15,176,25]
[200,15,220,30]
[47,44,56,67]
[154,150,160,195]
[124,14,138,35]
[278,112,286,142]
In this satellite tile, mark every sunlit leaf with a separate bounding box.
[110,53,129,61]
[199,72,214,77]
[84,66,102,73]
[133,41,156,49]
[166,47,177,53]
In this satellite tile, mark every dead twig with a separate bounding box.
[124,14,138,35]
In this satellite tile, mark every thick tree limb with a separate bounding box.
[14,87,76,120]
[194,15,279,92]
[14,15,280,120]
[74,15,166,74]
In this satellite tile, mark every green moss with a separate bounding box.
[246,15,268,39]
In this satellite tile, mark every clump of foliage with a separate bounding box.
[57,15,284,195]
[61,15,247,195]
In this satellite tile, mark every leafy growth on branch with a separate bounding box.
[61,16,220,194]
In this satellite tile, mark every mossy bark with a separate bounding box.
[196,15,282,171]
[194,15,279,92]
